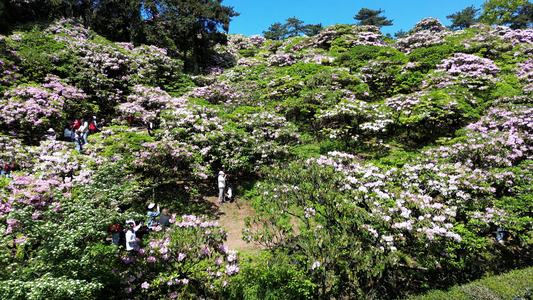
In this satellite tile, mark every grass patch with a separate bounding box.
[407,267,533,299]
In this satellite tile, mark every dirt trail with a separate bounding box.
[203,196,261,253]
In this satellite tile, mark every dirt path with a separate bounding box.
[203,196,262,254]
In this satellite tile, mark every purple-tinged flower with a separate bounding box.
[178,253,186,261]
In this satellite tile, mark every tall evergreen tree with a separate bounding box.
[284,17,305,37]
[509,1,533,28]
[354,8,393,27]
[263,22,288,40]
[86,0,142,42]
[446,5,480,30]
[393,29,407,39]
[140,0,239,73]
[303,23,323,36]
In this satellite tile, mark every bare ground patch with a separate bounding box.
[203,196,263,254]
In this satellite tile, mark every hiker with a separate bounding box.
[125,219,142,252]
[98,118,105,131]
[44,128,57,141]
[72,129,82,152]
[89,116,99,135]
[146,203,160,230]
[79,118,89,145]
[218,171,227,205]
[63,125,72,142]
[158,207,171,231]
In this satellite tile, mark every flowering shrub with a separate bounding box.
[248,35,266,47]
[0,76,86,136]
[116,85,186,123]
[116,215,239,299]
[424,53,501,91]
[0,57,19,90]
[268,53,297,67]
[309,24,386,50]
[4,13,533,300]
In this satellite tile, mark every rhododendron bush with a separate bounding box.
[2,14,533,300]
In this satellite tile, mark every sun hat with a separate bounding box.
[126,219,135,224]
[148,203,155,209]
[47,128,55,132]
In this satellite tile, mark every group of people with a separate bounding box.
[108,170,233,253]
[41,116,106,151]
[1,163,16,178]
[109,202,172,253]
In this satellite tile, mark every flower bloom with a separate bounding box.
[178,252,186,261]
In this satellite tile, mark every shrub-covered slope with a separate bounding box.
[1,17,533,299]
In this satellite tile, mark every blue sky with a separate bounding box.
[224,0,487,36]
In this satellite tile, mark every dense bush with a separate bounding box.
[2,15,533,300]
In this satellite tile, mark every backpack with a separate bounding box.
[89,121,96,130]
[71,119,81,130]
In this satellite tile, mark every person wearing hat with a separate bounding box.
[125,219,142,252]
[44,128,57,141]
[218,171,227,205]
[146,203,160,229]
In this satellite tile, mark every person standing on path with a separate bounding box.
[218,171,227,205]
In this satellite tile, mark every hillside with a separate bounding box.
[1,17,533,299]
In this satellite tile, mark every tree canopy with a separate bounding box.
[354,8,393,27]
[0,0,239,74]
[446,5,480,30]
[263,17,323,40]
[479,0,533,28]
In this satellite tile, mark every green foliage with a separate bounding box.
[479,0,532,28]
[238,49,258,58]
[5,30,73,83]
[263,18,323,40]
[408,267,533,300]
[263,22,288,40]
[446,5,480,30]
[354,8,393,27]
[225,253,317,300]
[408,44,464,73]
[335,45,388,71]
[5,10,533,300]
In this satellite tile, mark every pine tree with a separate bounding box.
[354,8,393,27]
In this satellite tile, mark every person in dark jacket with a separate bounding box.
[158,208,171,231]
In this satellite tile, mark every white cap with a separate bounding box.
[148,203,155,209]
[47,128,55,132]
[219,171,224,175]
[126,219,135,224]
[93,116,97,119]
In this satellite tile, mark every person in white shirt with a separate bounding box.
[79,118,89,145]
[218,171,227,205]
[125,219,142,252]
